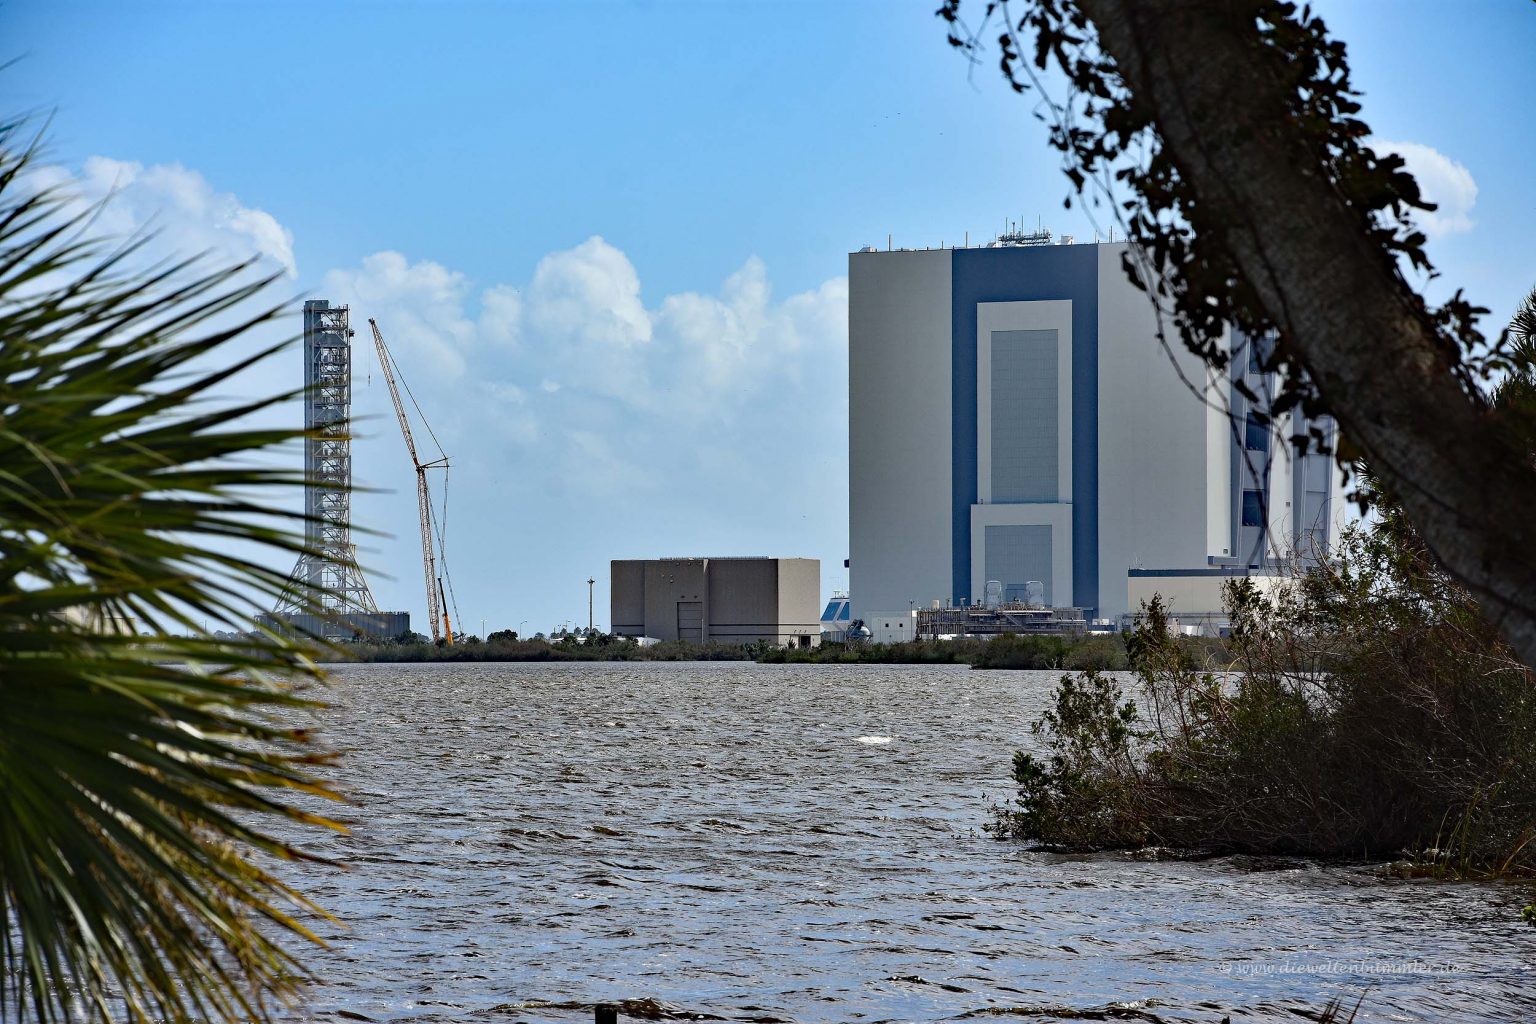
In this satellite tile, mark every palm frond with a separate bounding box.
[1493,284,1536,466]
[1510,284,1536,352]
[0,120,343,1022]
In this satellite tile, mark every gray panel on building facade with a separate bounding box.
[677,601,703,642]
[1304,452,1331,491]
[1302,491,1328,532]
[984,524,1053,605]
[1299,489,1329,564]
[1241,525,1266,568]
[1298,440,1332,565]
[990,329,1058,502]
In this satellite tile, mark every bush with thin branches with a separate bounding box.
[995,292,1536,874]
[995,515,1536,873]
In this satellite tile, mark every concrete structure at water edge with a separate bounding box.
[848,233,1346,633]
[611,557,821,647]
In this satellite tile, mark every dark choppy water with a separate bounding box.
[289,662,1535,1023]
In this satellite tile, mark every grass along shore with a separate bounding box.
[324,629,1228,670]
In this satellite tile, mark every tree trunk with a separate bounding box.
[1076,0,1536,668]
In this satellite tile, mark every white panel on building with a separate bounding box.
[976,300,1073,504]
[848,249,953,621]
[1095,243,1216,618]
[1205,357,1234,561]
[969,502,1073,607]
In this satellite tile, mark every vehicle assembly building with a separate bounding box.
[848,233,1344,630]
[611,557,821,647]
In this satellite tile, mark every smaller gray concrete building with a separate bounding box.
[611,557,821,647]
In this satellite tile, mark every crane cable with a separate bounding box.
[433,463,463,635]
[379,335,463,636]
[385,342,448,461]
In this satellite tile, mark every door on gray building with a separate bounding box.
[985,524,1053,606]
[677,601,703,642]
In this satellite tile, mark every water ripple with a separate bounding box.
[281,662,1536,1023]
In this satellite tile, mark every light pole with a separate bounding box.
[518,619,528,640]
[587,577,595,634]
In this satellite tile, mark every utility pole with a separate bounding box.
[587,577,595,633]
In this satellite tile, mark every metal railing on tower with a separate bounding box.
[272,300,380,636]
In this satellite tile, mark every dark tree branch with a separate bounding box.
[939,0,1536,669]
[1072,0,1536,664]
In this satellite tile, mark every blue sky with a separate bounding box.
[5,0,1533,636]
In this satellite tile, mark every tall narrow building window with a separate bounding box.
[1241,489,1265,527]
[1246,331,1273,374]
[1244,412,1270,453]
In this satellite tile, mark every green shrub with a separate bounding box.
[969,632,1133,670]
[972,633,1077,669]
[758,639,980,664]
[994,502,1536,875]
[1004,669,1150,848]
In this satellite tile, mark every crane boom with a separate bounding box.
[368,318,450,644]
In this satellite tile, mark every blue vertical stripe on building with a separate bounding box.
[950,245,1099,616]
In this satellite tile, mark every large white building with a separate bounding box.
[848,237,1343,629]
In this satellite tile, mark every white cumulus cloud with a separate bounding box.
[40,156,300,277]
[656,257,850,406]
[326,235,848,435]
[12,149,852,629]
[15,155,308,441]
[479,283,523,347]
[1376,140,1478,238]
[323,251,478,382]
[526,235,652,350]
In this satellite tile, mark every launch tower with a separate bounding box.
[270,301,406,639]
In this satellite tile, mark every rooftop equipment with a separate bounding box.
[992,225,1054,247]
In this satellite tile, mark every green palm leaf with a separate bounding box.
[1495,285,1536,462]
[0,120,344,1023]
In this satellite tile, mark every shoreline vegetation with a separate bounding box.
[321,629,1230,671]
[992,498,1536,894]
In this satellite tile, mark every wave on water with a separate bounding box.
[290,662,1535,1024]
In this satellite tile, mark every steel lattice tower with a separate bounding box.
[274,300,379,629]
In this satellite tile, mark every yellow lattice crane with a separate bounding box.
[368,318,456,645]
